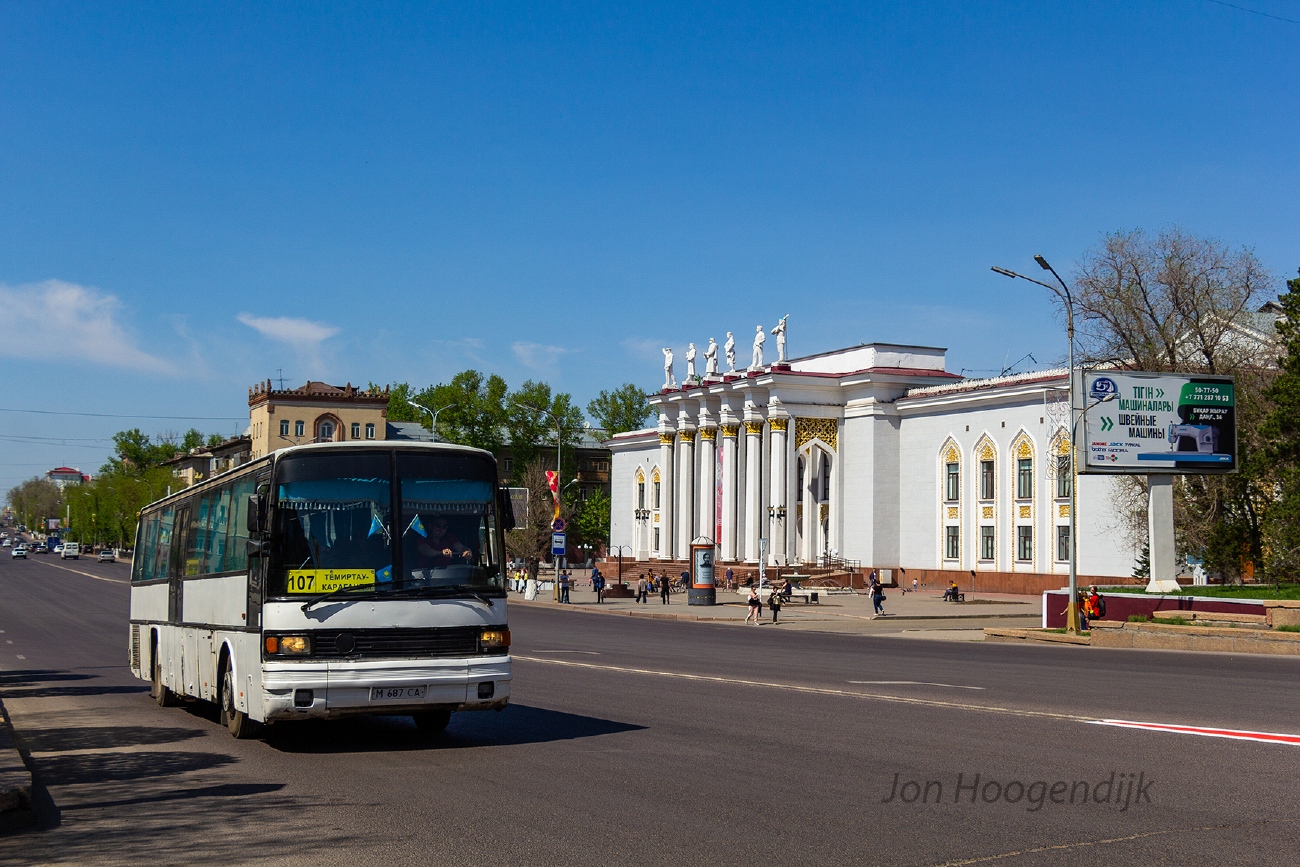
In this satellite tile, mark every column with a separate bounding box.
[802,448,820,564]
[698,425,718,545]
[677,418,696,557]
[769,415,789,565]
[743,418,763,561]
[721,425,739,560]
[657,431,674,560]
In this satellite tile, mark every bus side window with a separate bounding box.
[153,506,176,582]
[133,512,159,583]
[226,475,257,573]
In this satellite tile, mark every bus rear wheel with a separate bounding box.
[152,649,178,707]
[412,709,452,735]
[220,663,262,740]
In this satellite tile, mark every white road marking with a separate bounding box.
[514,655,1085,722]
[532,650,601,655]
[1088,718,1300,746]
[848,680,986,690]
[516,656,1300,748]
[15,655,24,660]
[37,560,129,584]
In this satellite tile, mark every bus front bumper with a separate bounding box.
[261,655,511,722]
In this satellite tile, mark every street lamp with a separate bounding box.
[610,544,632,586]
[992,256,1083,632]
[514,400,572,600]
[406,400,456,439]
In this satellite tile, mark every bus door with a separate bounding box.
[168,504,190,624]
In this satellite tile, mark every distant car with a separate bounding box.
[53,543,63,554]
[1,538,9,548]
[11,546,26,559]
[97,549,115,563]
[60,542,80,560]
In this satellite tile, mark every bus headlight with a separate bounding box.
[265,635,312,655]
[480,628,510,650]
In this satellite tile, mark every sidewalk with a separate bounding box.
[509,584,1040,640]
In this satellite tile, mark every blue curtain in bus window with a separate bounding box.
[400,479,493,515]
[278,478,390,510]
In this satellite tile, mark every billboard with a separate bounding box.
[1080,371,1236,474]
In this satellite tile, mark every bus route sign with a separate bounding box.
[1081,371,1237,475]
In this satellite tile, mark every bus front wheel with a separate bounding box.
[413,709,451,735]
[220,663,262,739]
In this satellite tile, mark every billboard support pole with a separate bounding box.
[1146,475,1179,592]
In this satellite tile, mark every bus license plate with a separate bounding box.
[370,686,427,703]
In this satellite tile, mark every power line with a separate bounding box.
[1202,0,1300,24]
[0,407,246,421]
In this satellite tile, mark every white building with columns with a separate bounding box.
[607,342,1138,592]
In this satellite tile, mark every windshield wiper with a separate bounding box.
[378,584,496,606]
[299,583,376,613]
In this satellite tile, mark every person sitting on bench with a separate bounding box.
[943,581,961,602]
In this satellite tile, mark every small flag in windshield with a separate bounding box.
[368,514,385,537]
[407,514,428,537]
[377,565,393,583]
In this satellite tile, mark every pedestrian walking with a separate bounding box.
[559,570,571,603]
[660,573,671,604]
[725,566,735,589]
[871,579,885,617]
[636,573,648,604]
[745,587,762,624]
[768,588,782,623]
[912,577,918,593]
[593,572,604,604]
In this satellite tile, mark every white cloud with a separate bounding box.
[512,341,573,374]
[620,337,666,360]
[236,313,340,348]
[0,279,173,373]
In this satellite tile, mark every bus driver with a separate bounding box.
[414,516,474,567]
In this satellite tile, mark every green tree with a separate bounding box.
[587,383,652,435]
[1261,269,1300,579]
[415,370,510,452]
[6,478,62,530]
[506,380,584,484]
[1068,228,1277,580]
[569,488,610,552]
[380,381,423,423]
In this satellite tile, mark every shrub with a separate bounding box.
[1127,614,1149,623]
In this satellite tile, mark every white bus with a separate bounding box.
[129,441,513,738]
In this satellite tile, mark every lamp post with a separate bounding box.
[610,544,631,586]
[406,400,456,439]
[992,256,1082,632]
[515,400,571,600]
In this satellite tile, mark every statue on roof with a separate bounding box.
[725,332,736,373]
[749,325,766,371]
[704,337,719,376]
[686,342,697,380]
[662,347,676,390]
[772,314,789,363]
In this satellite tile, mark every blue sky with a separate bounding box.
[2,2,1297,494]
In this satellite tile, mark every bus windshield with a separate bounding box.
[267,449,504,598]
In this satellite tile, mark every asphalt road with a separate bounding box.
[2,548,1300,866]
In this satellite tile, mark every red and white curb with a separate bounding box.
[1089,718,1300,746]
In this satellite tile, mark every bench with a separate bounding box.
[943,592,966,603]
[741,588,821,604]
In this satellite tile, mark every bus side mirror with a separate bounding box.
[246,495,265,534]
[498,486,518,531]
